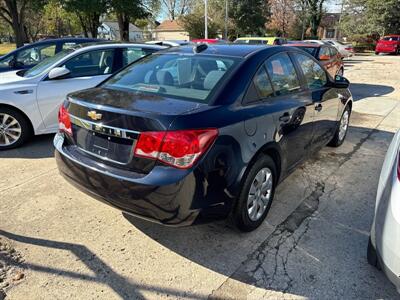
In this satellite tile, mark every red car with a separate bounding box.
[191,39,226,44]
[375,35,400,55]
[285,43,344,78]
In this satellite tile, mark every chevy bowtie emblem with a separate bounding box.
[87,110,102,120]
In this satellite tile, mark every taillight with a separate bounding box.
[58,105,72,135]
[134,129,218,169]
[345,47,353,51]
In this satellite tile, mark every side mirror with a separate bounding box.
[333,75,350,89]
[319,54,330,61]
[48,66,70,80]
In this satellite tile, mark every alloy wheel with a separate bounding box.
[0,113,22,146]
[247,167,273,221]
[338,110,349,141]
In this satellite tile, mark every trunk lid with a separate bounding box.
[65,87,207,173]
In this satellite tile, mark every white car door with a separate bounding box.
[36,49,116,131]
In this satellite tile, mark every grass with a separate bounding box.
[0,43,16,56]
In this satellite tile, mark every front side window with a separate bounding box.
[63,49,115,78]
[293,53,327,89]
[16,44,56,66]
[104,54,240,103]
[319,47,331,59]
[0,55,13,68]
[265,53,301,96]
[24,49,74,78]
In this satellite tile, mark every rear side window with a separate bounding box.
[329,47,338,56]
[245,67,274,103]
[63,49,115,78]
[293,53,327,89]
[123,47,155,65]
[265,53,301,96]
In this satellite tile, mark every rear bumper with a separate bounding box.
[54,133,201,226]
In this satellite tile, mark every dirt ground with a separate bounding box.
[1,54,400,300]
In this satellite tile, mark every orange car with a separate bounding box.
[285,43,344,77]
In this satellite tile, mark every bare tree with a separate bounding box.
[162,0,192,20]
[268,0,296,37]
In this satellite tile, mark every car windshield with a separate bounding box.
[383,36,399,41]
[103,53,241,103]
[23,49,74,78]
[294,46,318,56]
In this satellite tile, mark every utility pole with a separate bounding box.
[224,0,228,40]
[205,0,208,39]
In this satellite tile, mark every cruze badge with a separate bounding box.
[87,110,102,121]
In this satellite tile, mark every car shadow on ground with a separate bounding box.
[121,125,398,298]
[0,134,54,159]
[349,83,394,101]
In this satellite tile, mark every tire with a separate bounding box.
[328,105,351,147]
[0,107,32,150]
[367,237,381,270]
[375,51,379,55]
[232,155,277,232]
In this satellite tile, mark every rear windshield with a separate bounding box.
[103,53,241,103]
[382,36,399,41]
[294,46,317,56]
[234,39,265,45]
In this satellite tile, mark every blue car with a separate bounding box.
[0,38,101,73]
[55,44,353,231]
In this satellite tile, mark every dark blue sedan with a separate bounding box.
[54,44,353,231]
[0,38,100,73]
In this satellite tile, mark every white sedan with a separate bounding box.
[368,129,400,294]
[0,43,165,149]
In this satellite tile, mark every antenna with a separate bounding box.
[193,43,208,53]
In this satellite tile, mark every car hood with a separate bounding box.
[0,70,30,85]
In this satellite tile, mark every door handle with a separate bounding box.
[14,89,33,94]
[279,112,291,122]
[315,103,323,112]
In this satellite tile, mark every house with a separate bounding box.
[98,21,144,42]
[153,20,189,41]
[317,13,342,40]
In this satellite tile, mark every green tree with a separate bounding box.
[230,0,269,36]
[305,0,325,37]
[62,0,108,38]
[0,0,47,47]
[109,0,149,41]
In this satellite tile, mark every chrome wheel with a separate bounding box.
[338,110,349,141]
[247,167,273,221]
[0,113,22,146]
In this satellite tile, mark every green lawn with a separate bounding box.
[0,43,16,56]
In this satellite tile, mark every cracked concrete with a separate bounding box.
[1,55,400,299]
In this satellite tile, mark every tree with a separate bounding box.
[109,0,149,41]
[62,0,108,38]
[268,0,296,37]
[230,0,269,36]
[305,0,325,37]
[0,0,46,47]
[340,0,400,38]
[181,11,218,38]
[162,0,193,20]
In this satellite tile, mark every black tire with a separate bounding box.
[367,237,381,270]
[232,155,277,232]
[328,105,351,147]
[375,51,379,55]
[0,107,32,150]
